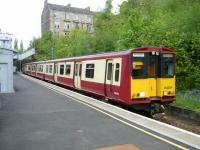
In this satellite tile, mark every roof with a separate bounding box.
[0,47,17,53]
[47,3,93,15]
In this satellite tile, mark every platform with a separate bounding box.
[0,74,198,150]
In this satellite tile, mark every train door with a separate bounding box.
[54,63,58,82]
[148,53,158,97]
[105,60,114,97]
[74,62,82,89]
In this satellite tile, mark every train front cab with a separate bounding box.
[130,47,175,114]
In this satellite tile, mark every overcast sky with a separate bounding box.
[0,0,125,49]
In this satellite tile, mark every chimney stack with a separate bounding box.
[67,3,71,7]
[85,6,90,11]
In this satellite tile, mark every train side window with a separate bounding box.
[65,64,71,75]
[46,65,49,73]
[60,65,64,75]
[107,63,113,80]
[85,64,94,78]
[49,65,52,73]
[115,63,120,82]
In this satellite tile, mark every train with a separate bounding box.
[23,46,176,115]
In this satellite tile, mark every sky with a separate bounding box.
[0,0,125,49]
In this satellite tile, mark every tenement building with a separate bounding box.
[41,0,93,37]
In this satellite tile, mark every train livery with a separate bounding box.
[23,47,175,115]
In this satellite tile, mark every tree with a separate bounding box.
[20,40,24,52]
[14,39,18,50]
[27,0,200,90]
[104,0,113,13]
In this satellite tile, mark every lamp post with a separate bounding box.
[51,32,55,60]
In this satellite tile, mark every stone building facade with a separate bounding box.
[41,0,93,37]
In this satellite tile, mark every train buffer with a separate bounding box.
[0,74,199,150]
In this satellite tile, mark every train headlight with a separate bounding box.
[163,91,174,96]
[163,91,168,96]
[139,92,145,97]
[134,92,145,98]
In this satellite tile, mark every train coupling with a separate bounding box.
[150,103,166,117]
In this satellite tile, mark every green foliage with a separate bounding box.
[27,0,200,91]
[14,39,18,50]
[104,0,113,13]
[173,95,200,112]
[66,29,93,56]
[20,40,24,52]
[117,0,200,90]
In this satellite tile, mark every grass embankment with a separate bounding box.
[173,96,200,113]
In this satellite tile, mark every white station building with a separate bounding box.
[0,31,15,93]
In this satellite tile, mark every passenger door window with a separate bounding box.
[115,63,120,82]
[148,54,157,77]
[107,63,113,80]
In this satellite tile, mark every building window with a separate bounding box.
[65,13,70,20]
[81,23,84,29]
[64,23,70,31]
[107,63,113,80]
[74,22,79,29]
[75,15,78,20]
[54,22,60,29]
[53,11,60,19]
[115,63,120,82]
[65,64,71,75]
[60,65,64,75]
[88,17,91,23]
[85,64,94,78]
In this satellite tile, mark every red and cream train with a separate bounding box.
[23,47,176,115]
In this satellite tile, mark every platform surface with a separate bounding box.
[0,75,197,150]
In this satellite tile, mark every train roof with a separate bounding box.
[25,46,174,64]
[26,48,132,64]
